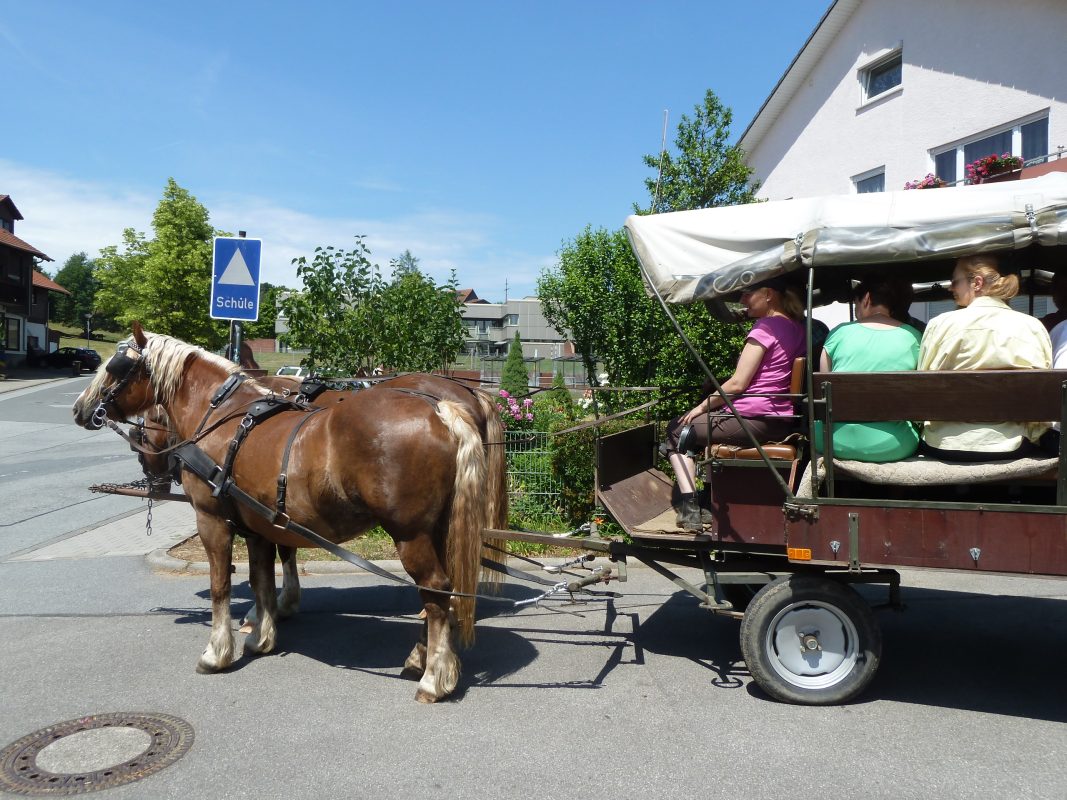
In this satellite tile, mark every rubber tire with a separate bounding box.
[739,574,881,705]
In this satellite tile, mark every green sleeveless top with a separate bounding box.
[814,321,922,463]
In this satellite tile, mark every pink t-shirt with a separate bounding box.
[732,316,805,416]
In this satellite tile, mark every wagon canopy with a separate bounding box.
[624,172,1067,306]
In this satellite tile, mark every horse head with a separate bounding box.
[73,322,156,429]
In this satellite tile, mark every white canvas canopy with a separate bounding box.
[624,172,1067,305]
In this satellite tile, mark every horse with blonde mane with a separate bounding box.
[75,323,506,702]
[134,370,510,644]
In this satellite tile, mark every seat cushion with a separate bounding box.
[709,443,797,461]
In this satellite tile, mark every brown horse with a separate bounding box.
[134,371,510,636]
[74,323,506,702]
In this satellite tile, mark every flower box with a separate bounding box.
[966,153,1023,184]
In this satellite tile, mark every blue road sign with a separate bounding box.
[211,237,262,321]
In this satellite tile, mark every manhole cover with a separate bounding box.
[0,712,193,796]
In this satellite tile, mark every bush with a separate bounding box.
[549,417,645,528]
[500,331,530,398]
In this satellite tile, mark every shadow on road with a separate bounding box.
[156,576,1067,718]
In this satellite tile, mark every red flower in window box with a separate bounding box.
[965,153,1023,184]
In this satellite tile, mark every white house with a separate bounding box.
[741,0,1067,199]
[739,0,1067,323]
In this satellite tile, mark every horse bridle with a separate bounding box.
[89,339,148,430]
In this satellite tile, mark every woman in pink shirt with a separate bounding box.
[665,277,806,531]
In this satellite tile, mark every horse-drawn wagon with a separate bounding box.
[486,171,1067,705]
[78,172,1067,707]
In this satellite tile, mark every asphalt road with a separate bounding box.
[1,379,1066,799]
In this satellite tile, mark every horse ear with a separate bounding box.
[132,321,148,348]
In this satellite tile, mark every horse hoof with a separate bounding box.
[415,688,440,704]
[400,666,423,681]
[243,638,274,657]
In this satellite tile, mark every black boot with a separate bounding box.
[674,493,713,532]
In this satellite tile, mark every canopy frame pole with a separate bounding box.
[638,264,795,500]
[805,260,821,499]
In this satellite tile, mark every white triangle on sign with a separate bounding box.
[219,248,255,285]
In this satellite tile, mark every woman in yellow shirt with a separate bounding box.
[918,254,1052,460]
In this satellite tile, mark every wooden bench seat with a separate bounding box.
[813,369,1067,503]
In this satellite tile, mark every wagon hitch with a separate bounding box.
[513,566,619,609]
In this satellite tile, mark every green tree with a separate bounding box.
[142,179,226,345]
[500,331,529,398]
[94,178,229,347]
[638,88,758,215]
[241,282,284,340]
[395,249,421,275]
[279,239,384,376]
[540,88,755,414]
[538,226,664,389]
[52,252,97,327]
[94,228,150,328]
[378,266,465,371]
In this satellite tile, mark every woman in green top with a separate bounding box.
[816,276,922,462]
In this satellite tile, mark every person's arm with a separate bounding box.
[820,350,832,372]
[680,340,767,425]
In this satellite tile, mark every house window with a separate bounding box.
[854,170,885,194]
[862,51,902,102]
[4,316,20,351]
[932,115,1050,184]
[505,314,519,325]
[0,219,11,232]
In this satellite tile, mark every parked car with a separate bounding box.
[47,347,102,371]
[275,365,308,378]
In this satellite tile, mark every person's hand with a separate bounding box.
[679,402,709,426]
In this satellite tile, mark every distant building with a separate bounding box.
[0,195,59,367]
[456,289,584,386]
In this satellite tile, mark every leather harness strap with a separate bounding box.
[276,407,325,515]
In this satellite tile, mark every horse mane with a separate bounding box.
[144,332,241,405]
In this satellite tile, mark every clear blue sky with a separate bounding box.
[3,1,828,301]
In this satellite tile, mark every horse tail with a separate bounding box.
[474,389,509,587]
[435,400,487,647]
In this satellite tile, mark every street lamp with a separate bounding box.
[84,313,93,348]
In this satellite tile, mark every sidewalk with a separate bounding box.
[0,365,84,395]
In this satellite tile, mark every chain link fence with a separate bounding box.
[503,430,564,529]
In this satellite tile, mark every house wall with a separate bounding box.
[745,0,1067,199]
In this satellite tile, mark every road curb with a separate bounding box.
[147,548,618,578]
[147,548,410,576]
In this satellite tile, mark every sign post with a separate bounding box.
[211,233,262,364]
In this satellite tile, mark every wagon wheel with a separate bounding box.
[739,574,881,705]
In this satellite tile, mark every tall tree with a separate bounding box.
[52,252,97,327]
[395,249,421,275]
[638,88,758,214]
[540,87,755,413]
[499,331,529,397]
[538,227,664,389]
[279,239,384,376]
[94,178,228,347]
[142,179,226,345]
[378,266,465,372]
[94,228,150,328]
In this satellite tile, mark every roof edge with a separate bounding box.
[738,0,861,155]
